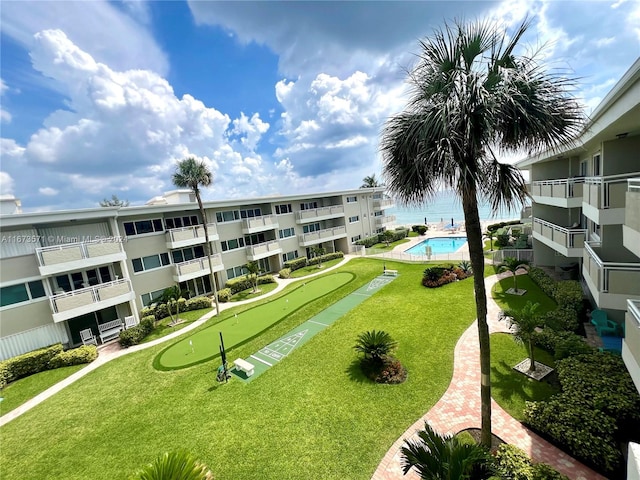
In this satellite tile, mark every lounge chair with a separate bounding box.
[590,310,619,337]
[80,328,97,346]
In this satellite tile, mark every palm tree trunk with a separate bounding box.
[195,191,220,315]
[461,186,492,448]
[513,272,518,293]
[529,339,536,372]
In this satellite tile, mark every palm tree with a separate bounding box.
[381,18,584,447]
[498,257,530,293]
[311,245,325,268]
[131,450,214,480]
[354,330,397,364]
[485,229,496,252]
[502,301,542,372]
[361,174,382,188]
[401,422,490,479]
[172,157,220,315]
[243,261,260,293]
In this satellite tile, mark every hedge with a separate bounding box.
[533,329,594,360]
[142,296,213,321]
[308,251,344,266]
[217,288,232,302]
[284,257,308,271]
[279,268,291,279]
[119,317,155,348]
[493,444,569,480]
[48,345,98,369]
[487,219,522,232]
[224,274,276,294]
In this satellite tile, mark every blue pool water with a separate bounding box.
[405,236,468,255]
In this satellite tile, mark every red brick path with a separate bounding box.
[371,274,607,480]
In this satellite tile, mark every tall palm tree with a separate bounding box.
[497,257,530,293]
[502,301,542,372]
[381,18,584,447]
[243,260,260,293]
[361,174,382,188]
[172,157,220,315]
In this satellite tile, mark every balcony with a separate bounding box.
[50,278,134,323]
[530,178,584,208]
[245,240,282,261]
[583,172,640,225]
[36,239,126,277]
[373,198,395,210]
[623,179,640,258]
[241,215,279,234]
[165,223,218,249]
[532,218,586,257]
[623,299,640,393]
[583,242,640,310]
[296,206,344,224]
[298,226,347,246]
[173,254,224,283]
[375,215,396,227]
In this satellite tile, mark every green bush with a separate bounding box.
[487,220,522,232]
[495,234,510,247]
[119,317,155,348]
[0,344,64,387]
[422,265,467,288]
[0,363,9,390]
[553,281,583,311]
[217,288,232,302]
[534,329,593,360]
[48,345,98,369]
[279,268,291,279]
[492,444,568,480]
[411,224,428,234]
[531,463,570,480]
[284,257,308,271]
[528,267,556,298]
[543,306,579,332]
[185,296,211,310]
[355,236,381,248]
[308,251,344,266]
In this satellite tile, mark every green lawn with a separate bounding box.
[0,258,481,480]
[0,364,86,416]
[369,237,411,250]
[230,281,279,301]
[141,307,213,344]
[289,257,345,278]
[491,275,557,314]
[490,333,559,421]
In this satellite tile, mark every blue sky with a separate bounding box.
[1,1,639,212]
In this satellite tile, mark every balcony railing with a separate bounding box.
[623,299,640,390]
[50,278,133,321]
[373,198,395,209]
[531,177,584,199]
[533,218,586,251]
[296,206,344,223]
[241,215,279,234]
[626,178,640,231]
[165,223,218,248]
[375,215,396,226]
[584,172,640,210]
[173,254,224,281]
[583,242,640,298]
[36,239,125,274]
[245,240,282,260]
[298,226,347,246]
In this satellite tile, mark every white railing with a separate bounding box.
[492,249,534,265]
[629,178,640,191]
[584,241,640,295]
[531,177,584,199]
[50,278,132,314]
[373,198,395,209]
[241,215,278,231]
[246,240,282,258]
[375,215,396,226]
[165,223,217,244]
[584,171,640,209]
[629,299,640,326]
[533,218,586,249]
[36,238,124,267]
[296,205,344,222]
[298,226,347,244]
[174,254,223,277]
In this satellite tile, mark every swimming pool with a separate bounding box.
[404,236,468,255]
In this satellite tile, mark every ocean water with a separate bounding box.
[387,190,521,226]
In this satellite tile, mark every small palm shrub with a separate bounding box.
[354,330,406,384]
[422,264,472,288]
[354,330,397,363]
[130,450,214,480]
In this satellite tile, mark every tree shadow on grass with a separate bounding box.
[491,360,559,407]
[345,358,371,384]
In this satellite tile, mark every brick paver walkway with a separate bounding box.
[371,273,606,480]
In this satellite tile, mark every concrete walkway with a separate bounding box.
[0,255,356,427]
[371,272,606,480]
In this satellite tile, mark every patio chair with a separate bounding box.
[80,328,97,346]
[124,315,139,330]
[590,310,619,337]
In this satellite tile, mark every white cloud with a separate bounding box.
[0,171,15,194]
[0,78,11,123]
[38,187,58,196]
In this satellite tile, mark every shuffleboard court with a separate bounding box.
[232,274,398,382]
[155,272,353,370]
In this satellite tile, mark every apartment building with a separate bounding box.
[517,58,640,477]
[0,187,394,360]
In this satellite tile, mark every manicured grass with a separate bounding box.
[0,258,480,480]
[230,281,279,301]
[369,238,411,250]
[490,333,559,421]
[0,364,86,416]
[491,275,557,314]
[141,307,213,344]
[289,257,344,278]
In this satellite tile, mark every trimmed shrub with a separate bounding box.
[226,275,277,294]
[422,264,472,288]
[217,288,232,302]
[0,344,63,387]
[493,444,569,480]
[528,267,556,298]
[185,296,211,310]
[48,345,98,369]
[308,251,344,266]
[534,329,593,360]
[279,268,291,279]
[119,317,155,348]
[0,363,10,390]
[487,220,522,232]
[553,281,583,311]
[542,305,579,332]
[495,234,511,247]
[284,257,308,271]
[355,236,380,248]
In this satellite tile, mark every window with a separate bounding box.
[221,237,245,252]
[275,204,292,215]
[1,280,46,308]
[303,223,321,234]
[351,235,361,243]
[240,208,262,219]
[593,154,601,176]
[374,211,383,217]
[279,227,295,239]
[132,253,171,273]
[123,219,164,236]
[244,233,266,245]
[282,251,299,263]
[171,245,205,264]
[349,215,359,223]
[141,288,167,307]
[216,210,240,223]
[165,215,199,229]
[346,196,357,203]
[300,201,318,211]
[372,193,382,199]
[226,265,245,280]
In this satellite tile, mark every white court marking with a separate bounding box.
[258,329,309,361]
[308,320,329,327]
[367,277,393,291]
[250,355,273,367]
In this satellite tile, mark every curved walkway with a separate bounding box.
[0,255,356,427]
[371,272,606,480]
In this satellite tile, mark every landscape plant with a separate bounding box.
[382,229,395,246]
[243,261,261,293]
[497,257,530,294]
[130,450,214,480]
[381,17,583,446]
[501,301,542,372]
